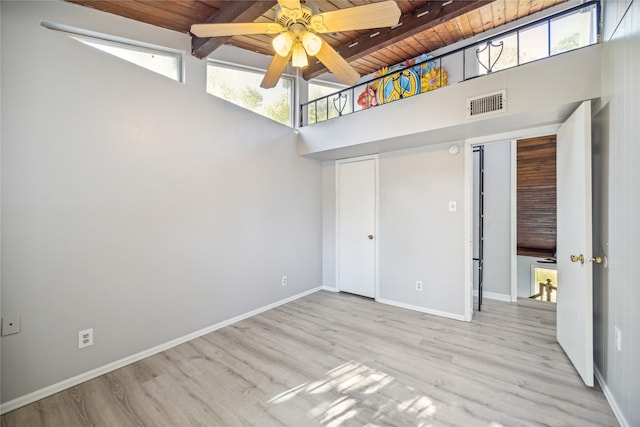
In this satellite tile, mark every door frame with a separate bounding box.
[464,124,561,320]
[470,139,516,311]
[335,154,379,298]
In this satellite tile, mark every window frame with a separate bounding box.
[307,80,349,124]
[308,80,347,97]
[41,21,185,83]
[206,59,296,128]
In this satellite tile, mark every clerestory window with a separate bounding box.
[206,61,294,127]
[42,22,184,82]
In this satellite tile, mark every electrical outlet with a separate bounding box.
[416,281,423,291]
[614,326,622,352]
[78,328,93,349]
[1,316,21,336]
[282,275,288,286]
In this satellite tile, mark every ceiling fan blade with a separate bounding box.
[261,51,293,89]
[315,42,360,86]
[277,0,301,10]
[310,1,401,33]
[191,22,283,38]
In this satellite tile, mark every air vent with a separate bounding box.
[467,90,506,118]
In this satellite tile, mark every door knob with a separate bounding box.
[570,254,604,265]
[368,235,374,240]
[570,254,585,264]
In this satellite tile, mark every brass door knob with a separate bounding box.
[368,235,374,240]
[570,254,604,265]
[570,254,585,264]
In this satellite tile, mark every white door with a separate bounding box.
[556,101,594,387]
[337,157,377,298]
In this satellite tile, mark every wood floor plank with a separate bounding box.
[1,291,618,426]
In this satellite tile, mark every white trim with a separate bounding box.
[208,58,295,81]
[530,263,538,296]
[374,157,380,299]
[41,21,184,57]
[510,140,518,302]
[308,80,348,95]
[595,367,630,427]
[334,159,340,293]
[473,290,512,302]
[464,141,474,321]
[465,124,561,146]
[0,287,322,415]
[321,286,339,292]
[376,298,466,322]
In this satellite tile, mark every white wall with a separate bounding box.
[1,1,322,405]
[378,144,465,317]
[595,1,640,425]
[321,144,466,318]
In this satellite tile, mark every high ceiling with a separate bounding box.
[66,0,567,80]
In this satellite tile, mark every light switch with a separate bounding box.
[449,201,457,212]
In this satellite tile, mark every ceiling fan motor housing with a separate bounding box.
[277,5,314,31]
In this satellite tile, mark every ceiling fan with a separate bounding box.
[191,0,401,88]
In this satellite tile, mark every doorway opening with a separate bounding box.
[470,134,559,312]
[471,140,513,315]
[516,134,558,303]
[466,102,596,387]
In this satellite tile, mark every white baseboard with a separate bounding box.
[0,286,322,415]
[595,366,630,427]
[473,290,512,302]
[321,286,339,292]
[376,297,466,322]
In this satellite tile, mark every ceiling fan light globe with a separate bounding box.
[272,32,293,57]
[301,32,322,56]
[292,43,308,68]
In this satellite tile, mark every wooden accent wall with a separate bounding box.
[517,135,557,258]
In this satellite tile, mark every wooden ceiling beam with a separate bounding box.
[303,0,493,80]
[191,1,276,59]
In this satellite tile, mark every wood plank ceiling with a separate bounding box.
[66,0,567,80]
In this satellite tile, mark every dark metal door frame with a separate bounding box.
[473,146,485,312]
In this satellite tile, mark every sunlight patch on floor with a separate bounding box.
[268,361,439,426]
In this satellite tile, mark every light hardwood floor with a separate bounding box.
[2,291,618,426]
